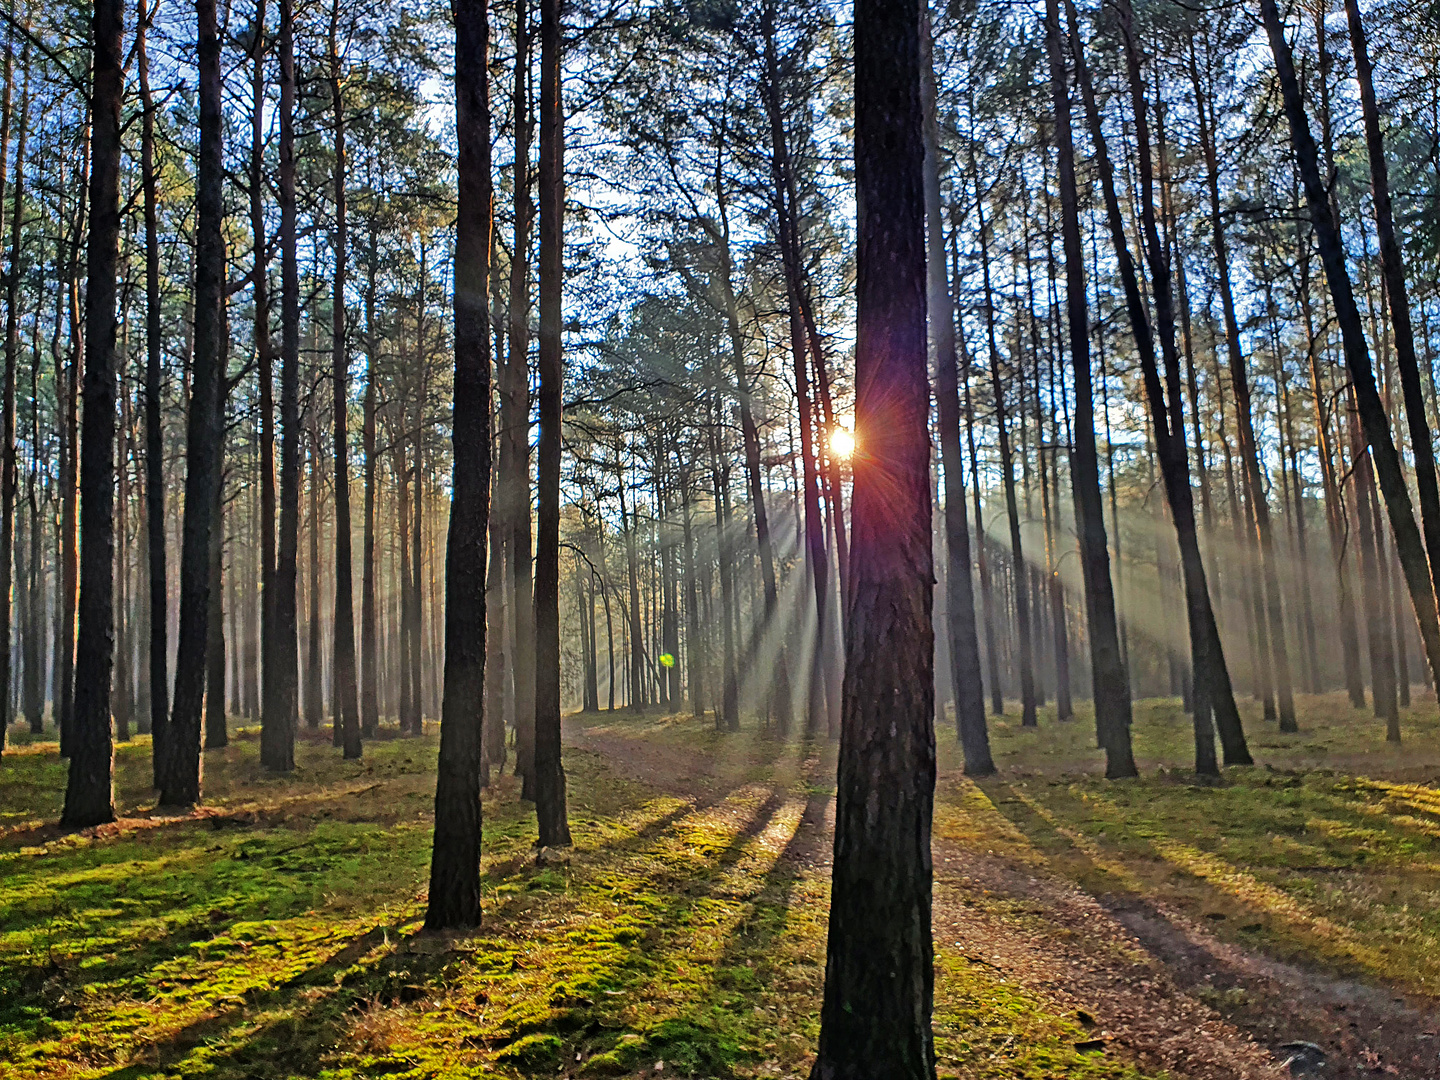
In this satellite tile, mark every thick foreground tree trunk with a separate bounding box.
[63,0,124,827]
[426,0,492,929]
[160,0,225,805]
[811,0,936,1072]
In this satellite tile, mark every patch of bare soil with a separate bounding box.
[570,720,1440,1080]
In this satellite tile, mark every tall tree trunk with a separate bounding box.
[23,276,43,733]
[532,0,570,847]
[205,466,227,747]
[330,2,361,759]
[1070,0,1248,769]
[62,0,124,826]
[506,0,536,793]
[975,185,1036,728]
[306,425,323,729]
[682,469,703,718]
[1344,0,1440,635]
[59,153,84,759]
[426,0,492,927]
[761,0,829,738]
[409,387,424,729]
[713,167,791,735]
[1259,0,1440,689]
[707,410,741,731]
[157,0,225,805]
[1350,392,1399,730]
[360,248,379,736]
[811,0,935,1067]
[267,0,301,771]
[484,444,508,771]
[139,0,169,779]
[922,7,990,775]
[396,436,413,729]
[1187,43,1297,732]
[1044,0,1137,777]
[1,30,30,745]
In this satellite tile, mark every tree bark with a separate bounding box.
[1044,0,1136,777]
[157,0,225,805]
[812,0,936,1066]
[330,0,361,759]
[361,246,379,736]
[1,30,30,743]
[62,0,124,826]
[266,0,301,771]
[426,0,492,927]
[504,0,536,791]
[532,0,571,847]
[923,8,990,775]
[139,0,169,779]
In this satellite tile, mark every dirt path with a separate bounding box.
[568,719,1440,1080]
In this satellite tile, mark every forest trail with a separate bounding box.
[571,713,1440,1080]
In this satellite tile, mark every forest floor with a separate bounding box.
[6,696,1440,1079]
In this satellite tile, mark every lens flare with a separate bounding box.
[831,425,855,460]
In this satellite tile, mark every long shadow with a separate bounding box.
[973,777,1440,1080]
[90,784,791,1080]
[715,791,831,969]
[95,917,422,1080]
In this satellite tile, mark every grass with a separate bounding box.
[940,691,1440,998]
[6,690,1440,1079]
[0,719,1158,1080]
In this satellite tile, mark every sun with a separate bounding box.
[831,425,855,460]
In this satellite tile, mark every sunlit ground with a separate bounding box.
[1,691,1438,1078]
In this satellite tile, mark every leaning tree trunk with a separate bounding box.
[1344,0,1440,634]
[426,0,492,929]
[922,6,991,775]
[1070,0,1248,771]
[1187,43,1297,733]
[1259,0,1440,690]
[532,0,571,849]
[810,0,935,1072]
[1044,0,1136,778]
[62,0,124,827]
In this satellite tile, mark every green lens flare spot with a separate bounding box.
[659,653,675,668]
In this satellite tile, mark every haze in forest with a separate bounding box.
[5,0,1440,1076]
